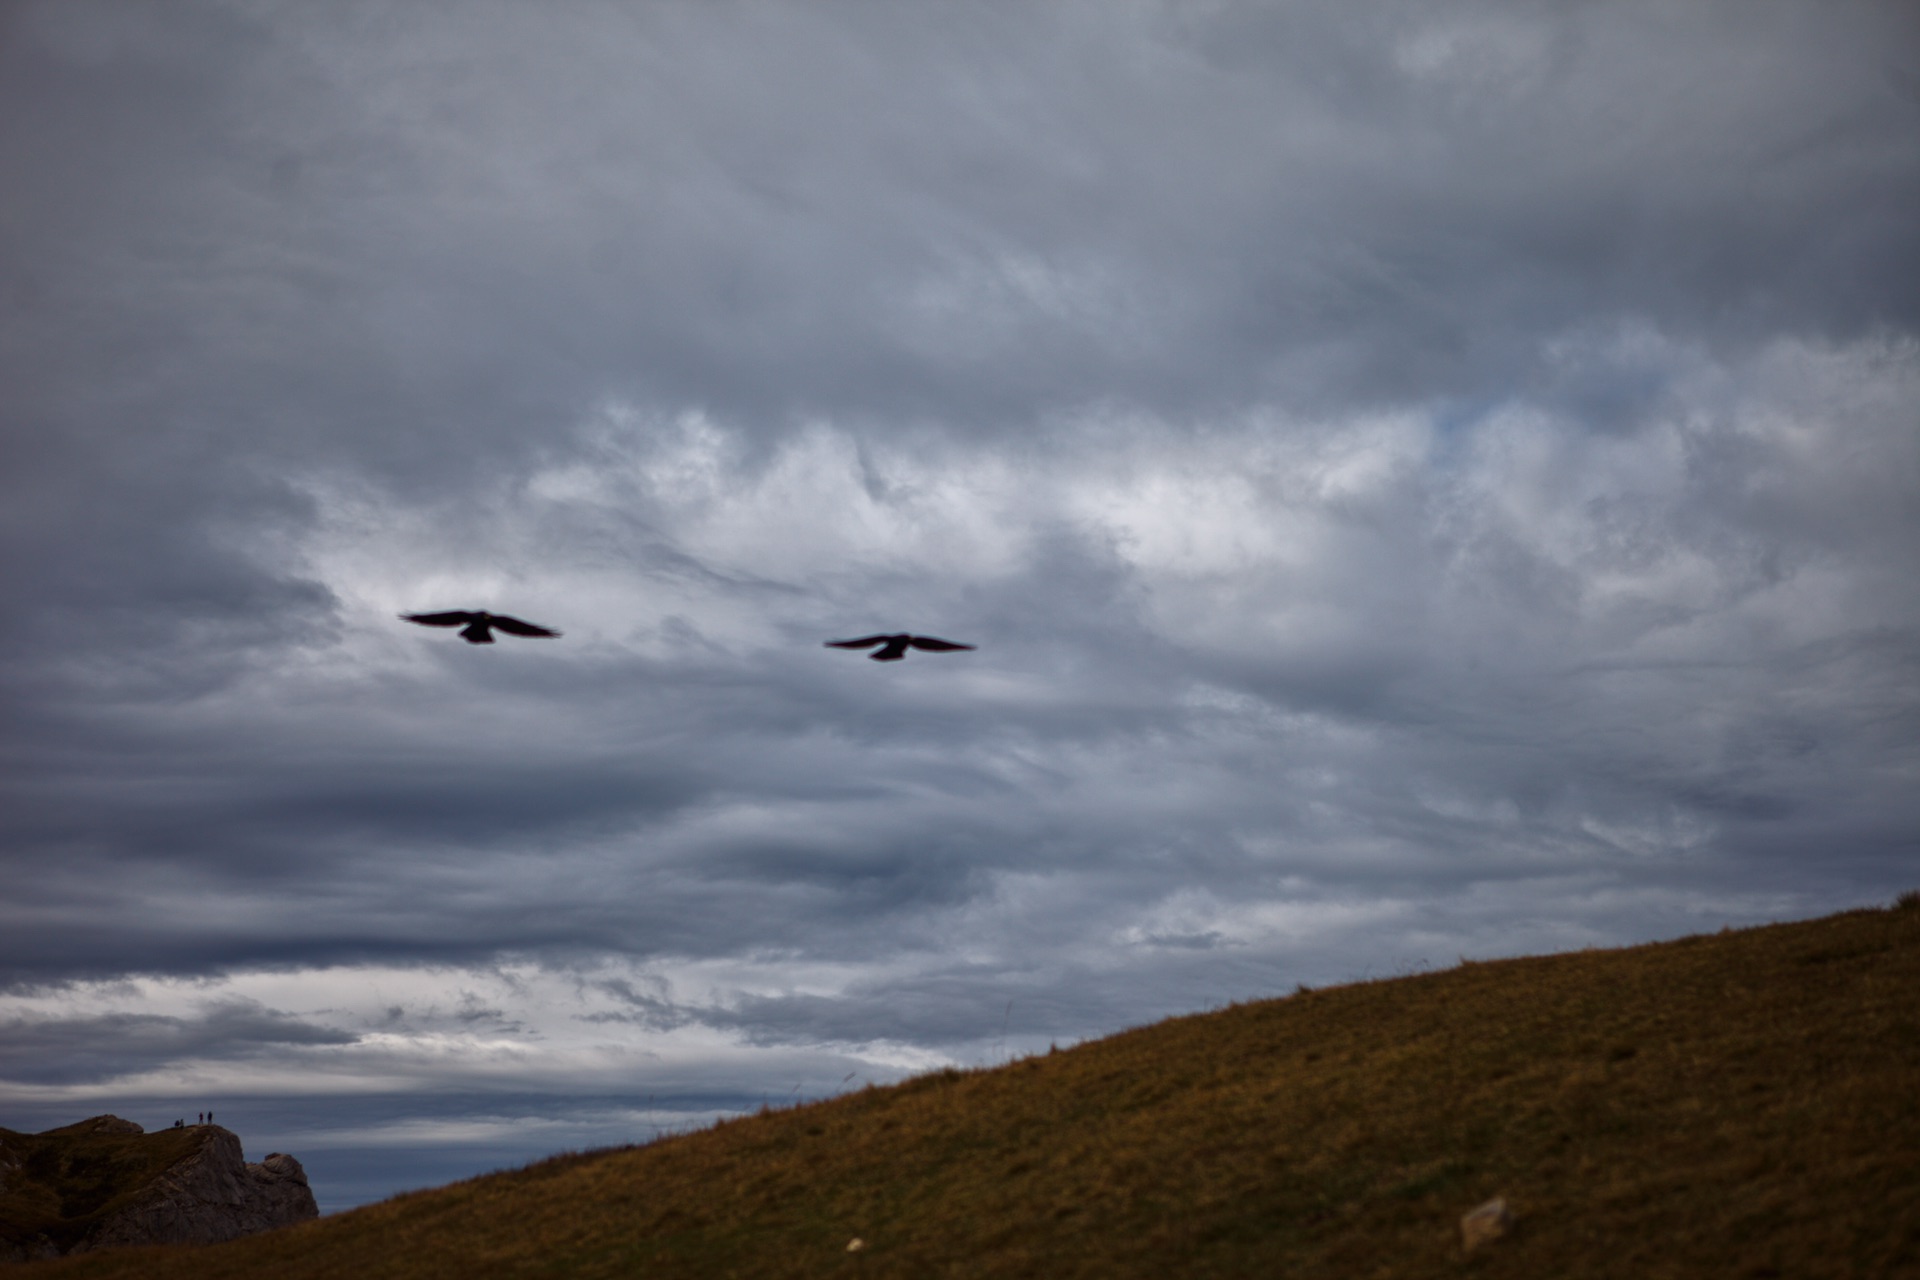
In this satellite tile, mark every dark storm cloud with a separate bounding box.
[8,1,1915,472]
[0,1000,356,1086]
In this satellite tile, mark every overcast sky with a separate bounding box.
[3,0,1917,1213]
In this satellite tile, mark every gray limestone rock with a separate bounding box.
[0,1117,317,1261]
[71,1129,318,1253]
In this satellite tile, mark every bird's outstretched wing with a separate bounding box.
[487,614,562,638]
[907,636,976,652]
[401,611,477,628]
[825,635,893,650]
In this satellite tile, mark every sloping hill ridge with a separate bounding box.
[17,901,1920,1278]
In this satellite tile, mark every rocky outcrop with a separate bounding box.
[0,1117,317,1262]
[64,1117,143,1137]
[75,1130,318,1253]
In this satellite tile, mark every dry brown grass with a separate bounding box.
[17,901,1920,1278]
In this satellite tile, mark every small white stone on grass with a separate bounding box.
[846,1237,866,1252]
[1459,1196,1513,1250]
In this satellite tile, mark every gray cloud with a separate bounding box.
[0,1000,356,1086]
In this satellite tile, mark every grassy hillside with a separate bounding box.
[18,900,1920,1278]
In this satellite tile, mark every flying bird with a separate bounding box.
[399,610,562,644]
[825,633,976,662]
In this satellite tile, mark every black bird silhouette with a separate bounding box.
[400,610,562,644]
[825,633,976,662]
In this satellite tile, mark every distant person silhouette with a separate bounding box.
[825,634,976,662]
[400,610,562,645]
